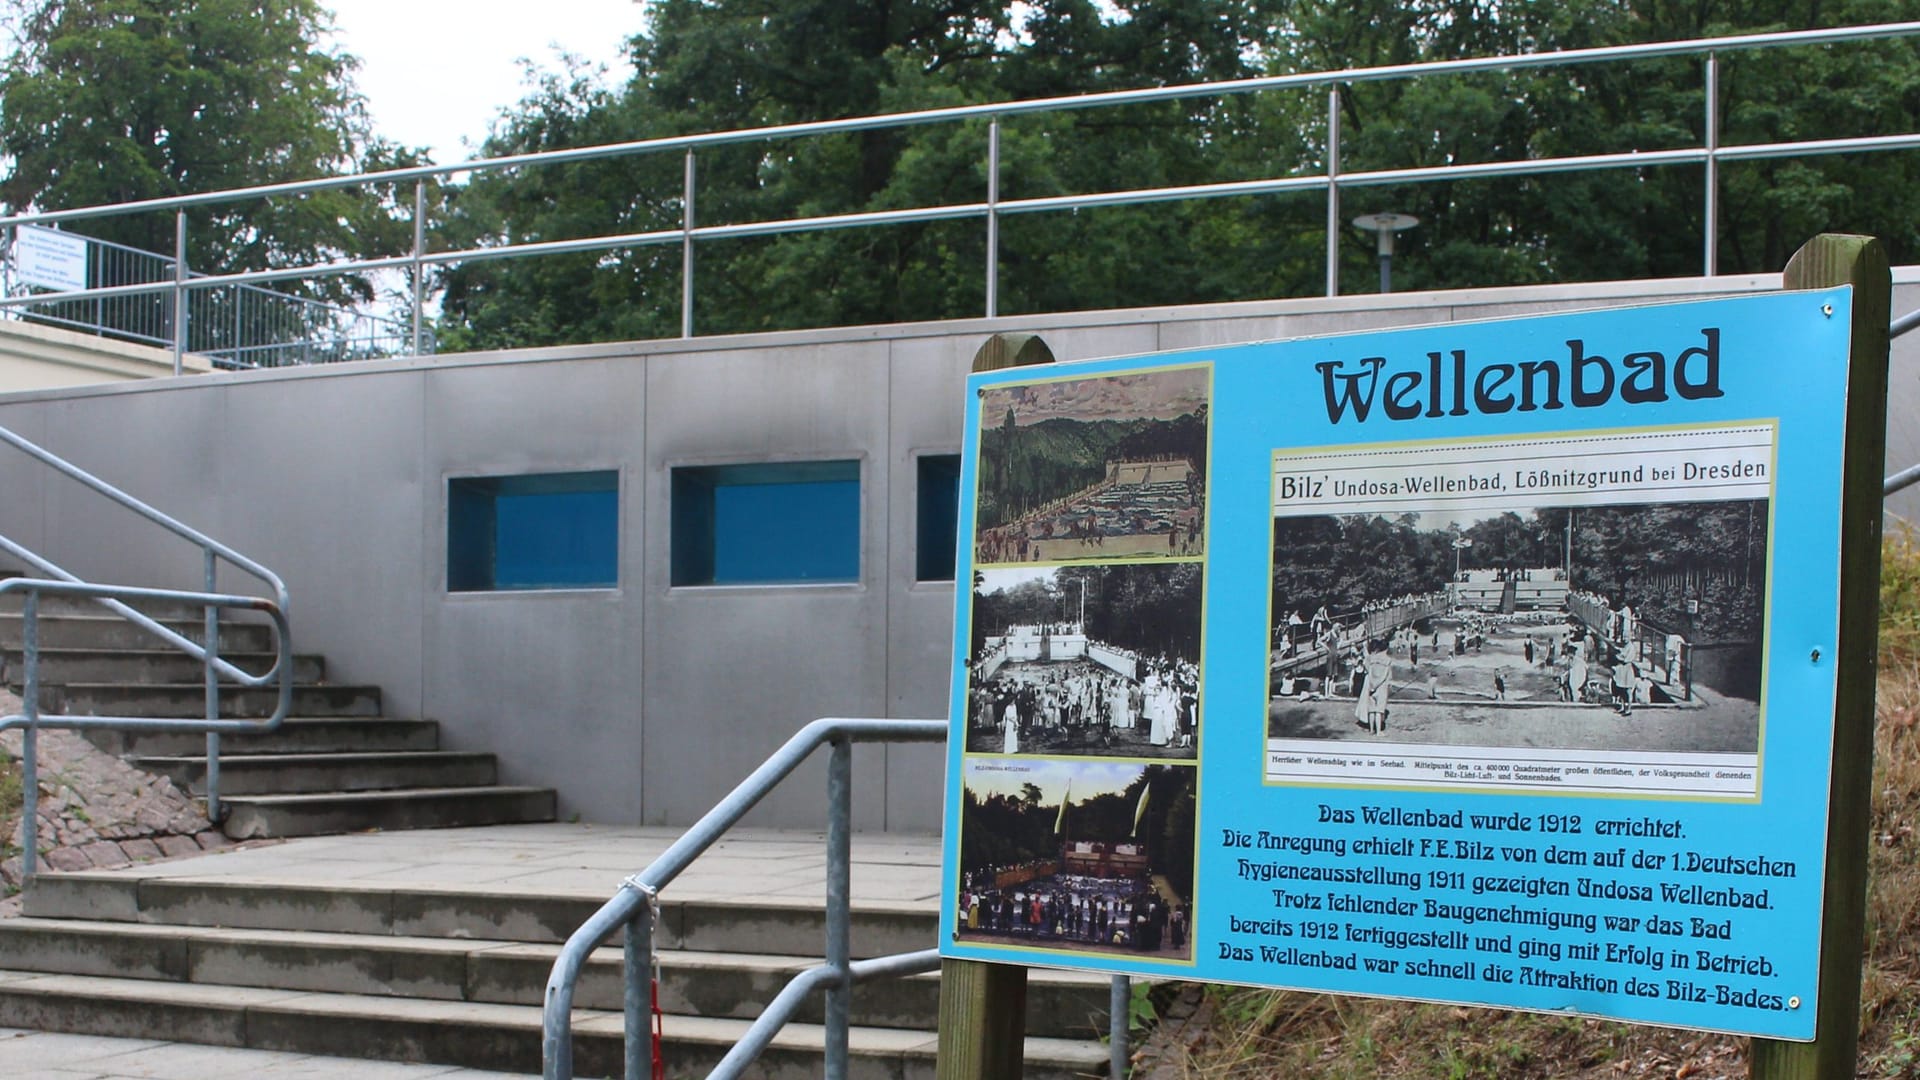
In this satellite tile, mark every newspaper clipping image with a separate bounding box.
[1266,424,1772,797]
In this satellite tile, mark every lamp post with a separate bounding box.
[1352,212,1420,293]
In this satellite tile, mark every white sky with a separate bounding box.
[324,0,643,165]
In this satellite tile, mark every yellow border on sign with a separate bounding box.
[952,359,1216,970]
[1258,419,1780,806]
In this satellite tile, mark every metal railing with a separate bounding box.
[543,716,1126,1080]
[0,423,292,875]
[0,22,1917,355]
[1,228,427,370]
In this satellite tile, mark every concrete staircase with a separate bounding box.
[0,591,1105,1076]
[0,592,556,839]
[0,865,1112,1078]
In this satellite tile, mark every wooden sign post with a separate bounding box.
[936,331,1054,1080]
[1749,236,1890,1079]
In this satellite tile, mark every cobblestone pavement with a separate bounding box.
[0,1029,533,1078]
[1,688,232,895]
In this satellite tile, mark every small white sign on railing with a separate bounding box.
[14,225,88,292]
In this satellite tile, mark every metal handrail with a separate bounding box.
[2,227,427,370]
[1,21,1917,349]
[2,21,1912,230]
[543,716,960,1080]
[0,422,292,854]
[1,579,290,879]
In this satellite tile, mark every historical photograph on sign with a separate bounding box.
[955,758,1196,963]
[974,365,1209,564]
[1266,425,1773,796]
[966,563,1202,760]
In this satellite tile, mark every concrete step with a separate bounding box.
[0,613,275,653]
[0,970,1111,1078]
[24,873,938,958]
[132,750,500,795]
[86,716,442,756]
[0,918,1108,1039]
[219,785,558,839]
[2,647,323,685]
[46,681,382,718]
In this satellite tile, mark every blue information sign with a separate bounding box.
[939,289,1857,1040]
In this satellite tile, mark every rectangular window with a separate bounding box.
[672,460,860,586]
[448,470,618,592]
[916,454,961,582]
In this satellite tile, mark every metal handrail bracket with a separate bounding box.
[542,716,946,1080]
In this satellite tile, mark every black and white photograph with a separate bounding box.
[974,365,1209,564]
[955,759,1196,963]
[966,563,1202,759]
[1267,498,1768,756]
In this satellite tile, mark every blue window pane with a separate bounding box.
[494,489,618,588]
[448,471,618,592]
[671,460,861,586]
[916,454,960,581]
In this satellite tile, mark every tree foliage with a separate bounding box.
[431,0,1920,349]
[0,0,423,300]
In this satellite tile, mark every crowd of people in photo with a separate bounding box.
[971,649,1199,754]
[975,457,1203,563]
[1457,566,1568,582]
[1272,591,1450,664]
[1270,584,1689,724]
[958,870,1187,953]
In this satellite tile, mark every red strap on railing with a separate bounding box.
[651,976,666,1080]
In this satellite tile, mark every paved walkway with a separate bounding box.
[14,821,948,907]
[0,823,946,1077]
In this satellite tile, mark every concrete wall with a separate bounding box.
[0,319,210,389]
[0,268,1915,831]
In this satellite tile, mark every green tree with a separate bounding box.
[435,0,1285,348]
[436,0,1920,349]
[0,0,421,301]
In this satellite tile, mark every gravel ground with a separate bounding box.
[0,687,233,903]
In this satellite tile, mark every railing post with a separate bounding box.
[1325,85,1342,298]
[825,735,853,1079]
[412,180,427,356]
[203,549,222,823]
[1109,975,1129,1077]
[624,901,653,1080]
[1704,53,1720,276]
[682,150,697,339]
[19,591,38,881]
[172,211,188,376]
[986,118,1001,319]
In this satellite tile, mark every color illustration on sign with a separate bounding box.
[941,290,1856,1040]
